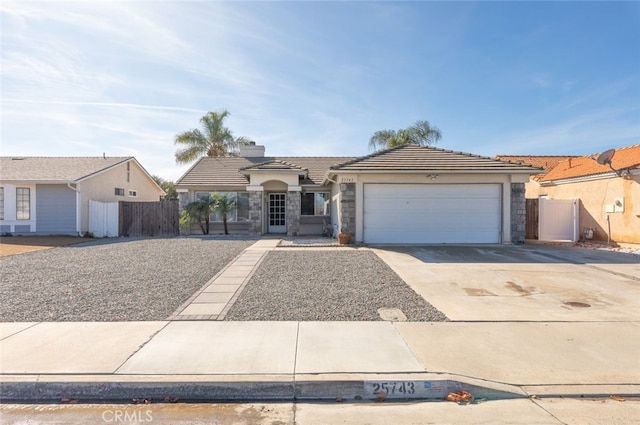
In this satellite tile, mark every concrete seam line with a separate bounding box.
[0,322,40,342]
[112,321,171,374]
[529,397,570,425]
[293,321,301,400]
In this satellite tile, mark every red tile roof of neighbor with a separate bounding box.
[539,144,640,182]
[493,155,576,170]
[494,155,577,181]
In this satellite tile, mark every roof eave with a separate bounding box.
[327,168,543,174]
[0,179,77,184]
[540,169,638,186]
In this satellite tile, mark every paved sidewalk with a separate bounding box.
[1,320,638,402]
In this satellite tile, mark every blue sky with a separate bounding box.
[1,1,639,181]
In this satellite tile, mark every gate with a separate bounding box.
[89,200,119,237]
[538,198,579,242]
[119,201,179,237]
[525,199,539,240]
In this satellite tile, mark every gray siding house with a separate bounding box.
[176,144,541,244]
[0,156,164,235]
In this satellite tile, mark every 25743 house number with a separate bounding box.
[370,381,416,395]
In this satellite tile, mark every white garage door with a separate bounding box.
[363,184,502,244]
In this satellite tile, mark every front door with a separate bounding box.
[268,193,286,233]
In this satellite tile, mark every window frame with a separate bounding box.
[194,191,250,222]
[128,190,138,198]
[301,192,330,216]
[16,187,30,220]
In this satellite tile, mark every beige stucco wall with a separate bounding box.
[537,174,640,244]
[77,160,163,233]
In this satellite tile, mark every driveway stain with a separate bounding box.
[505,281,533,295]
[463,288,496,296]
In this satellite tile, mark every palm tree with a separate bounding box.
[368,120,442,151]
[174,110,253,165]
[180,198,215,234]
[212,193,236,235]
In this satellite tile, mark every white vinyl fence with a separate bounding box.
[538,198,579,242]
[89,200,119,237]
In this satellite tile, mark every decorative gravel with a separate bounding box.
[0,237,254,321]
[225,250,449,321]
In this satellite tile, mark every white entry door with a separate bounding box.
[268,193,287,233]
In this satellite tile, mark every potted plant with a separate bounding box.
[338,230,352,245]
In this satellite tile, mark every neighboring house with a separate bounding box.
[494,155,576,198]
[176,143,541,244]
[535,145,640,244]
[0,156,164,235]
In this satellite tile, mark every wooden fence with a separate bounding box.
[119,201,179,237]
[525,198,539,240]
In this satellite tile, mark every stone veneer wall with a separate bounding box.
[286,191,301,236]
[339,183,356,235]
[511,183,526,244]
[248,191,263,235]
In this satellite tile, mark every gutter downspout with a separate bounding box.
[67,183,82,236]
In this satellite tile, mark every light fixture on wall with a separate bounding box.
[426,174,438,180]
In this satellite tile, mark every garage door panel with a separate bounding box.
[364,184,501,244]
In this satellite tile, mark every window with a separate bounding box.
[128,190,137,197]
[0,187,4,220]
[126,162,130,182]
[301,192,329,216]
[194,192,250,222]
[16,187,30,220]
[115,188,125,196]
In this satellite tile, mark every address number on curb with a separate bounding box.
[366,381,416,396]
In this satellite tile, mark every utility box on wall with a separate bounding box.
[605,198,625,214]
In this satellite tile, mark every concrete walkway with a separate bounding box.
[1,239,639,403]
[169,239,279,320]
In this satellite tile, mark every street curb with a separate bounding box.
[3,376,638,404]
[0,375,527,403]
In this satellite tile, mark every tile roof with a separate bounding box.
[329,145,542,173]
[539,144,640,182]
[493,155,577,181]
[0,156,132,182]
[240,160,308,172]
[176,156,355,187]
[493,155,576,170]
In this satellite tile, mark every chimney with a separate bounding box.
[239,142,265,157]
[568,158,572,168]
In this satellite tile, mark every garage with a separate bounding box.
[363,183,502,244]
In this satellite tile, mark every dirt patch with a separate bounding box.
[0,236,93,257]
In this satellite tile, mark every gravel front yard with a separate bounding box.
[0,238,254,321]
[225,250,448,321]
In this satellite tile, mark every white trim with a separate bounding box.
[0,184,36,232]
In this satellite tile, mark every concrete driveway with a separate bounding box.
[374,245,640,321]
